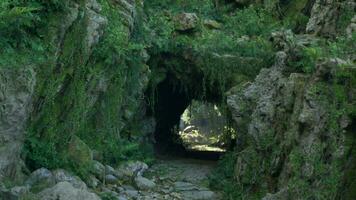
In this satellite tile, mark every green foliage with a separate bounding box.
[99,192,118,200]
[146,4,278,101]
[23,0,153,180]
[209,151,239,199]
[292,34,356,73]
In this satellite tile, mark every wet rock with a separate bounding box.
[25,168,55,193]
[174,13,199,31]
[36,181,100,200]
[52,169,87,189]
[134,176,156,190]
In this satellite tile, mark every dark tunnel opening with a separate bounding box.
[147,72,226,160]
[152,73,191,154]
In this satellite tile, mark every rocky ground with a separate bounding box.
[0,157,221,200]
[111,157,221,200]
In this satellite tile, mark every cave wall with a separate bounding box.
[0,0,151,180]
[227,30,356,199]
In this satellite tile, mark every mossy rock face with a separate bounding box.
[67,136,93,166]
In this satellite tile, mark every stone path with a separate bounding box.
[116,157,222,200]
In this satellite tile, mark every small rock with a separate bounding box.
[86,175,100,188]
[180,190,219,200]
[124,189,139,199]
[10,186,30,196]
[118,196,129,200]
[52,169,87,189]
[91,160,105,179]
[174,13,199,31]
[117,161,148,178]
[105,165,117,176]
[122,185,136,191]
[105,174,118,185]
[173,181,197,191]
[135,176,156,190]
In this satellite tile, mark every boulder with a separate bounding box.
[174,13,199,31]
[25,168,55,193]
[105,174,118,185]
[36,181,100,200]
[52,169,87,189]
[134,176,156,190]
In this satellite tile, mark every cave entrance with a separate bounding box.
[148,65,230,160]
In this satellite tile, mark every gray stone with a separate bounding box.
[86,175,100,188]
[0,185,29,200]
[346,15,356,38]
[36,181,100,200]
[85,0,108,50]
[306,0,339,36]
[52,169,87,189]
[105,174,118,185]
[0,67,36,182]
[174,13,199,31]
[117,161,148,178]
[134,176,156,190]
[105,165,117,176]
[262,188,289,200]
[124,189,139,199]
[91,160,105,179]
[173,181,197,191]
[25,168,55,192]
[180,190,219,200]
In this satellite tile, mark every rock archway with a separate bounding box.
[145,54,229,159]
